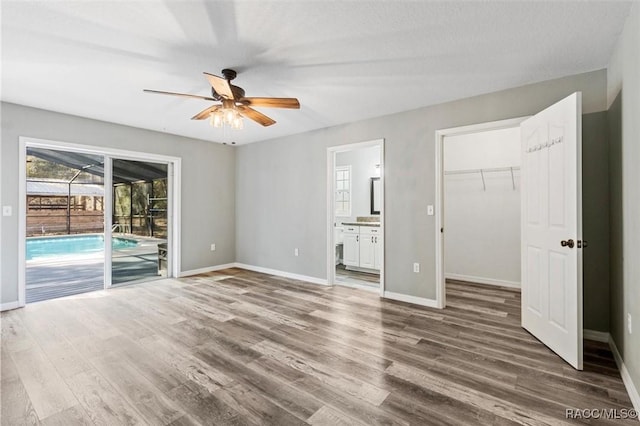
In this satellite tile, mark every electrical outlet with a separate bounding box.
[210,244,216,251]
[413,262,420,273]
[628,313,633,334]
[294,248,299,257]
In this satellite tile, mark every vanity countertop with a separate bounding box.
[341,222,381,227]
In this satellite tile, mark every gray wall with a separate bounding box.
[607,2,640,400]
[1,102,236,305]
[236,70,610,328]
[582,111,610,332]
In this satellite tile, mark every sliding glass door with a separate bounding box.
[22,140,178,304]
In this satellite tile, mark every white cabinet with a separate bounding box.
[343,225,382,271]
[374,235,383,270]
[361,227,382,271]
[343,226,360,267]
[359,232,376,269]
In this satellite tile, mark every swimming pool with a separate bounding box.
[26,235,138,260]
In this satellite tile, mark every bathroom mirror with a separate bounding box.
[370,177,381,214]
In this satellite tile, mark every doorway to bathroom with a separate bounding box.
[327,139,384,293]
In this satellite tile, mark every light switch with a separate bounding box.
[2,206,12,217]
[427,205,434,216]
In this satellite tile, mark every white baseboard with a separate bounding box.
[445,273,520,288]
[1,301,20,312]
[583,329,610,343]
[179,263,238,277]
[561,330,639,412]
[383,291,439,308]
[609,336,640,412]
[235,263,329,286]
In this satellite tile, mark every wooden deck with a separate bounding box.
[1,269,636,425]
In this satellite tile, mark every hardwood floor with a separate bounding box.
[1,269,636,425]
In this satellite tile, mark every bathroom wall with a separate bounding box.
[335,145,381,224]
[444,127,521,287]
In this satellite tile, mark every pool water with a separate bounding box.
[27,235,137,260]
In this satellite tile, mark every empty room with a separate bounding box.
[1,1,639,425]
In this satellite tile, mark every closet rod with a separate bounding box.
[444,166,520,175]
[445,166,520,191]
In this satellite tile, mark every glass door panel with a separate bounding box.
[25,147,105,303]
[111,159,169,285]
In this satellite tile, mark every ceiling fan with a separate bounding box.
[144,69,300,128]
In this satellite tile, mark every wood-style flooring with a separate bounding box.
[335,264,379,288]
[1,269,636,425]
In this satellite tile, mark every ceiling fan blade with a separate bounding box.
[143,89,217,101]
[191,105,221,120]
[237,105,276,127]
[203,72,235,100]
[240,97,300,109]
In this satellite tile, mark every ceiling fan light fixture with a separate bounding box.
[232,115,243,130]
[209,107,243,130]
[224,108,236,124]
[210,111,223,128]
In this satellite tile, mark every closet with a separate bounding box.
[444,127,521,288]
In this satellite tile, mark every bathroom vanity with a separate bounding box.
[342,222,382,273]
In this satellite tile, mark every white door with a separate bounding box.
[521,92,583,370]
[359,233,375,269]
[343,232,360,267]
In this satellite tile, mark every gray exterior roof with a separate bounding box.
[27,180,104,197]
[27,148,168,184]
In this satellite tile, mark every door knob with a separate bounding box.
[561,239,575,248]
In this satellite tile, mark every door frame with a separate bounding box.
[434,117,528,309]
[18,136,182,306]
[327,139,385,295]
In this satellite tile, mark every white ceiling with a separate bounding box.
[1,1,631,145]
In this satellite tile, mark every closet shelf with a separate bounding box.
[444,166,520,191]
